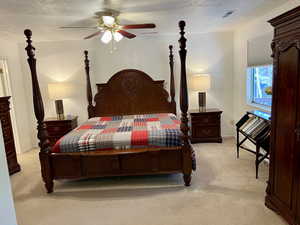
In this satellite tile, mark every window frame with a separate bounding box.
[246,64,273,111]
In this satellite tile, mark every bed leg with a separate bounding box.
[183,173,191,186]
[39,152,54,193]
[45,180,54,193]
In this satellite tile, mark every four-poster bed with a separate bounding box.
[24,20,195,193]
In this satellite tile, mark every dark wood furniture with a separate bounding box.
[265,6,300,225]
[24,21,196,193]
[189,108,222,143]
[44,116,78,146]
[0,96,20,175]
[236,110,271,178]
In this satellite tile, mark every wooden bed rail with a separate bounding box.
[24,29,53,193]
[178,21,193,185]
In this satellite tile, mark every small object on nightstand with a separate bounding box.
[44,115,78,146]
[189,108,222,143]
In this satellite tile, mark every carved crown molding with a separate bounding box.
[272,39,300,56]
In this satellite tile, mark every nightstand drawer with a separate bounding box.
[192,125,220,138]
[47,125,71,135]
[191,114,220,126]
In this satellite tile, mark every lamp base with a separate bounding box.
[55,100,65,120]
[198,92,206,112]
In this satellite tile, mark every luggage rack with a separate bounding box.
[236,110,271,178]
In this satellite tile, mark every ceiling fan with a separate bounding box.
[60,10,156,44]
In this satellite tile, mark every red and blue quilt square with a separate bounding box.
[131,130,148,145]
[161,124,177,129]
[77,125,93,130]
[146,118,159,122]
[91,124,107,129]
[133,121,147,126]
[117,126,133,132]
[99,117,113,121]
[112,115,123,121]
[157,113,169,118]
[102,127,118,133]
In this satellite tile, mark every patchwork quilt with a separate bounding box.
[52,113,182,153]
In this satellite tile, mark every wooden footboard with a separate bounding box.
[50,149,182,180]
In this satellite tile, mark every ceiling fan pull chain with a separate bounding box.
[110,37,113,53]
[114,38,117,51]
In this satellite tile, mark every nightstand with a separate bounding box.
[189,109,222,143]
[44,116,78,146]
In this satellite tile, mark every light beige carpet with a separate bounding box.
[11,138,287,225]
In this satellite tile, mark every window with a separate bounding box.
[247,64,273,108]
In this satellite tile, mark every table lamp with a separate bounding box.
[190,74,211,111]
[48,83,71,120]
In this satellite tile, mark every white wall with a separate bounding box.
[233,0,300,124]
[0,128,18,225]
[92,32,234,137]
[18,40,94,147]
[0,39,32,153]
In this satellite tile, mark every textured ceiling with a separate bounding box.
[0,0,288,42]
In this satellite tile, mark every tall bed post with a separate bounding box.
[24,29,53,193]
[84,50,94,118]
[169,45,176,114]
[178,21,193,186]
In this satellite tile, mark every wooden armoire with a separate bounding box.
[265,6,300,225]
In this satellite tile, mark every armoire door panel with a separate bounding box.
[295,65,300,223]
[273,47,299,208]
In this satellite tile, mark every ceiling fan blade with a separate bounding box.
[117,30,136,39]
[60,26,98,29]
[140,31,158,35]
[121,24,156,29]
[84,30,102,39]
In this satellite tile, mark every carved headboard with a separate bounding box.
[84,46,176,118]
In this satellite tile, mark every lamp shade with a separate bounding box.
[102,16,115,27]
[101,30,112,44]
[113,32,123,42]
[190,74,211,92]
[48,83,72,100]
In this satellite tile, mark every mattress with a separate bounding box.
[52,113,182,153]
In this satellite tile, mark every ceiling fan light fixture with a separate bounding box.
[113,32,123,42]
[102,16,115,26]
[101,30,112,44]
